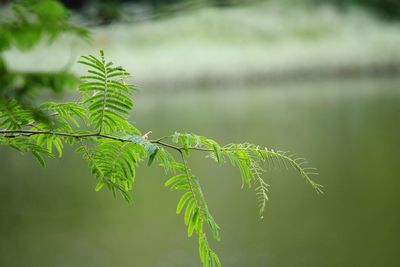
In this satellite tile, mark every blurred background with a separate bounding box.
[0,0,400,266]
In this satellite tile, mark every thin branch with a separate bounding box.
[153,141,182,152]
[0,128,320,194]
[0,129,185,152]
[149,135,172,143]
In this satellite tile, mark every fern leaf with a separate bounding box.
[258,147,323,194]
[211,142,322,217]
[76,139,145,201]
[163,153,221,266]
[0,100,35,129]
[176,191,193,214]
[40,102,87,129]
[78,50,134,134]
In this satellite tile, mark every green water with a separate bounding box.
[0,77,399,267]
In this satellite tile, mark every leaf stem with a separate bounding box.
[0,128,321,193]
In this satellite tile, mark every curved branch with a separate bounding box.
[0,129,185,152]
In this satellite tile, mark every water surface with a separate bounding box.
[0,77,399,267]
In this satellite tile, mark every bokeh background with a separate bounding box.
[1,0,400,266]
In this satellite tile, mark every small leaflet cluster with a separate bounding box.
[0,51,322,267]
[162,147,221,267]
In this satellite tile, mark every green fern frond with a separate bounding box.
[168,133,321,218]
[172,132,224,164]
[257,147,323,194]
[94,139,144,200]
[156,147,177,174]
[34,134,64,157]
[222,143,322,192]
[78,50,134,134]
[252,163,270,219]
[163,153,221,265]
[220,143,322,216]
[40,102,87,129]
[199,232,221,267]
[0,100,35,129]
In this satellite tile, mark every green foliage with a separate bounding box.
[164,158,221,266]
[80,139,144,202]
[0,0,88,122]
[0,1,321,264]
[0,0,87,52]
[0,51,322,267]
[78,51,136,134]
[170,133,322,218]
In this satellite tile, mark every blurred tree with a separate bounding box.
[58,0,400,20]
[0,0,88,123]
[97,1,122,24]
[315,0,400,19]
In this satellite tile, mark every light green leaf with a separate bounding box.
[164,174,186,187]
[95,180,105,192]
[184,199,195,225]
[176,191,193,214]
